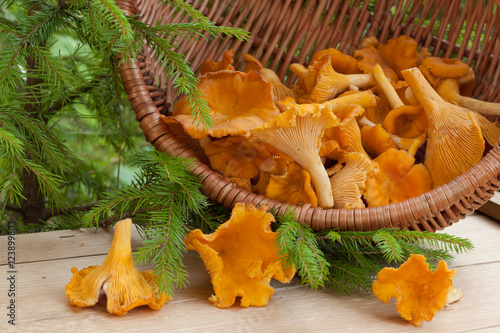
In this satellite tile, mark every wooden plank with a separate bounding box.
[1,251,499,332]
[0,227,144,265]
[0,213,499,331]
[439,214,500,268]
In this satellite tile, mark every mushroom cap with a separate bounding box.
[200,49,235,75]
[355,36,420,82]
[363,95,391,125]
[372,254,456,327]
[203,136,275,179]
[421,57,471,78]
[383,105,428,138]
[355,45,399,82]
[401,67,485,187]
[419,57,476,97]
[260,161,319,207]
[360,122,398,158]
[252,102,339,208]
[65,219,171,316]
[364,149,432,207]
[173,70,280,139]
[306,55,376,103]
[321,104,369,159]
[328,152,375,209]
[183,203,296,308]
[242,53,265,73]
[311,48,362,74]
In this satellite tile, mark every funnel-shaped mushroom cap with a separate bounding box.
[260,161,318,207]
[251,103,339,208]
[311,48,362,74]
[204,136,275,179]
[372,254,457,327]
[363,95,391,125]
[328,152,375,209]
[304,55,376,103]
[383,105,427,138]
[174,70,280,139]
[184,203,296,308]
[364,149,432,207]
[65,219,170,316]
[401,67,485,188]
[321,104,369,159]
[200,49,235,75]
[420,57,476,96]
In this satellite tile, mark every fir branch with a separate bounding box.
[372,230,404,264]
[274,209,473,295]
[82,150,209,295]
[94,0,132,41]
[276,210,330,290]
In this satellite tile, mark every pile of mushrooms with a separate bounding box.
[164,36,500,210]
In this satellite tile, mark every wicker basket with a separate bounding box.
[115,0,500,232]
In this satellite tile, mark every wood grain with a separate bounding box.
[1,213,499,332]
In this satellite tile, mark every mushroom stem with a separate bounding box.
[345,72,378,89]
[402,68,444,111]
[107,219,132,261]
[323,90,377,112]
[295,154,334,208]
[373,64,405,109]
[436,79,500,117]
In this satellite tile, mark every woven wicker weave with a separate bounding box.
[115,0,500,232]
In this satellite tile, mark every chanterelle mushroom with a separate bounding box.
[401,67,485,188]
[200,49,235,75]
[65,219,170,316]
[436,78,500,117]
[184,202,296,308]
[251,103,339,208]
[355,36,422,82]
[173,70,280,139]
[327,152,375,209]
[311,48,362,74]
[358,116,426,158]
[364,148,432,207]
[291,55,376,103]
[372,64,427,138]
[372,254,457,327]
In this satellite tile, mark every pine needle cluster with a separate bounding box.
[275,209,474,295]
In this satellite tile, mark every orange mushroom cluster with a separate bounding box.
[164,36,500,209]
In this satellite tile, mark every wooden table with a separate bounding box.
[1,209,499,332]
